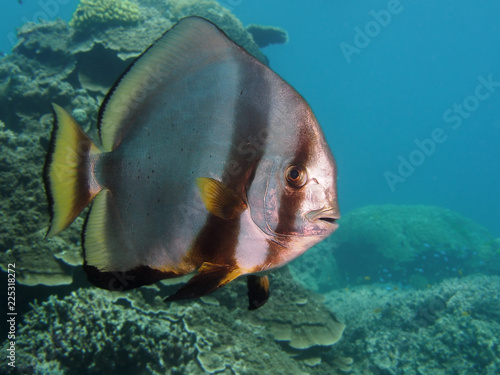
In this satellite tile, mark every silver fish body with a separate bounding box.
[44,17,339,308]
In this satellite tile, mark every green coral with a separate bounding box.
[69,0,141,31]
[332,205,497,284]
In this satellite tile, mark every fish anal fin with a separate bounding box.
[247,275,270,310]
[165,262,241,302]
[196,177,246,220]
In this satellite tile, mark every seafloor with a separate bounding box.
[0,0,499,374]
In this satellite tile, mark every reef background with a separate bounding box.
[1,0,499,374]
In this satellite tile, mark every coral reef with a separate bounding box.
[325,274,500,374]
[69,0,141,32]
[0,0,285,288]
[331,205,499,286]
[6,270,497,374]
[0,268,346,374]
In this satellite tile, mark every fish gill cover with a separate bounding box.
[0,0,500,374]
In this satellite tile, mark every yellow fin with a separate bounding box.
[83,189,115,271]
[44,104,102,237]
[196,177,246,219]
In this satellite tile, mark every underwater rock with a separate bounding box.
[0,267,345,374]
[332,205,498,285]
[250,269,345,351]
[246,24,289,48]
[14,20,74,67]
[324,274,500,374]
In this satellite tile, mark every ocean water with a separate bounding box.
[1,1,499,374]
[230,0,500,236]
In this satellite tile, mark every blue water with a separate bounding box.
[229,0,500,236]
[2,0,498,235]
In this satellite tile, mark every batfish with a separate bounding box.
[44,17,340,310]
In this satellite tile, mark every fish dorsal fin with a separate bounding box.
[98,16,241,152]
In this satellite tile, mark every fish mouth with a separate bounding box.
[306,207,340,225]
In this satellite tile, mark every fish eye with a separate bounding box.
[285,165,307,188]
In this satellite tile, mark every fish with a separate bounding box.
[44,16,340,310]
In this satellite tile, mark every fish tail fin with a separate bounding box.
[44,103,102,237]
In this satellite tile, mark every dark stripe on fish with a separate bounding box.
[188,216,241,266]
[191,57,271,267]
[264,121,313,266]
[274,127,311,234]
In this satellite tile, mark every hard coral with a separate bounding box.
[1,270,346,375]
[69,0,141,32]
[333,205,497,285]
[326,275,500,374]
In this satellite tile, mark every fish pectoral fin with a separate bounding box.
[247,275,270,310]
[196,177,247,220]
[164,262,241,302]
